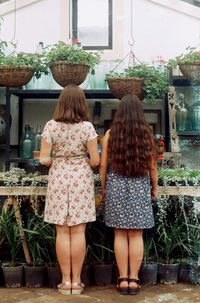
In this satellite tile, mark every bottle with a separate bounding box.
[22,124,33,159]
[34,125,42,151]
[157,135,165,159]
[176,93,189,131]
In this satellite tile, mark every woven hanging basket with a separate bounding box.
[0,66,35,88]
[107,76,145,100]
[50,61,90,87]
[178,60,200,84]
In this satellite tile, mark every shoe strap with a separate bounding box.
[129,278,140,284]
[62,281,71,286]
[117,278,129,283]
[72,282,84,287]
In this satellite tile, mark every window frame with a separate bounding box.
[72,0,113,50]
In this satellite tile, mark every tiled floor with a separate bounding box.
[0,283,200,303]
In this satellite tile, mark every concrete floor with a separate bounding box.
[0,283,200,303]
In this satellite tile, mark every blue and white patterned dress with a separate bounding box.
[104,171,154,229]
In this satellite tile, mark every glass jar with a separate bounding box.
[176,93,189,131]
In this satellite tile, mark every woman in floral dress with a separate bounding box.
[40,84,100,295]
[100,95,158,295]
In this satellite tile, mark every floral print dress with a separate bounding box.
[42,119,97,226]
[104,171,154,229]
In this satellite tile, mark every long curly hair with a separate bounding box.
[108,95,157,177]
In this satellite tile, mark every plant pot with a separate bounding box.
[81,264,92,286]
[179,60,200,84]
[24,264,47,288]
[106,77,145,100]
[50,61,90,87]
[47,263,62,288]
[158,263,180,285]
[178,262,190,283]
[112,263,119,284]
[0,66,35,88]
[139,262,158,285]
[2,263,24,288]
[0,262,4,286]
[92,263,114,286]
[188,263,200,285]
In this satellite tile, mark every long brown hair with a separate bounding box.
[108,94,157,177]
[53,84,89,123]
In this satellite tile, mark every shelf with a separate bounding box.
[10,89,116,99]
[0,144,9,150]
[178,131,200,136]
[172,76,200,87]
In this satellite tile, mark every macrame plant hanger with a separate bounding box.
[110,0,142,75]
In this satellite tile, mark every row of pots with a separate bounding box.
[0,261,200,288]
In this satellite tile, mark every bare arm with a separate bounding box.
[87,137,100,168]
[149,157,158,199]
[99,130,110,199]
[40,137,53,167]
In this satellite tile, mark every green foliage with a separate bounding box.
[168,46,200,69]
[0,40,48,78]
[44,41,101,74]
[0,207,22,266]
[106,63,169,103]
[22,213,55,266]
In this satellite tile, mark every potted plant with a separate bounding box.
[139,228,158,285]
[22,213,50,288]
[0,40,48,88]
[0,207,24,288]
[89,220,114,286]
[106,62,169,102]
[44,41,101,87]
[168,46,200,83]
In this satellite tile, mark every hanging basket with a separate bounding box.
[50,61,90,87]
[0,66,35,88]
[178,60,200,84]
[106,76,145,100]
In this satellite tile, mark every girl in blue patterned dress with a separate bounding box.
[100,95,158,295]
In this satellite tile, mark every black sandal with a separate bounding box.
[128,278,140,295]
[116,278,129,295]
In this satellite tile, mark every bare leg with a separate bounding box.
[56,224,71,285]
[128,229,143,288]
[114,228,129,287]
[70,223,86,285]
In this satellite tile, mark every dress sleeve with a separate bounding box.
[87,122,98,142]
[41,121,53,144]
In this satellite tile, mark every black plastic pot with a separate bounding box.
[0,262,4,286]
[139,262,158,285]
[112,263,119,284]
[81,264,92,286]
[188,263,200,285]
[178,262,190,282]
[158,263,180,284]
[2,263,24,288]
[24,264,47,288]
[47,264,62,288]
[92,263,113,286]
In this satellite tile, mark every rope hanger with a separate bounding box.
[110,0,142,74]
